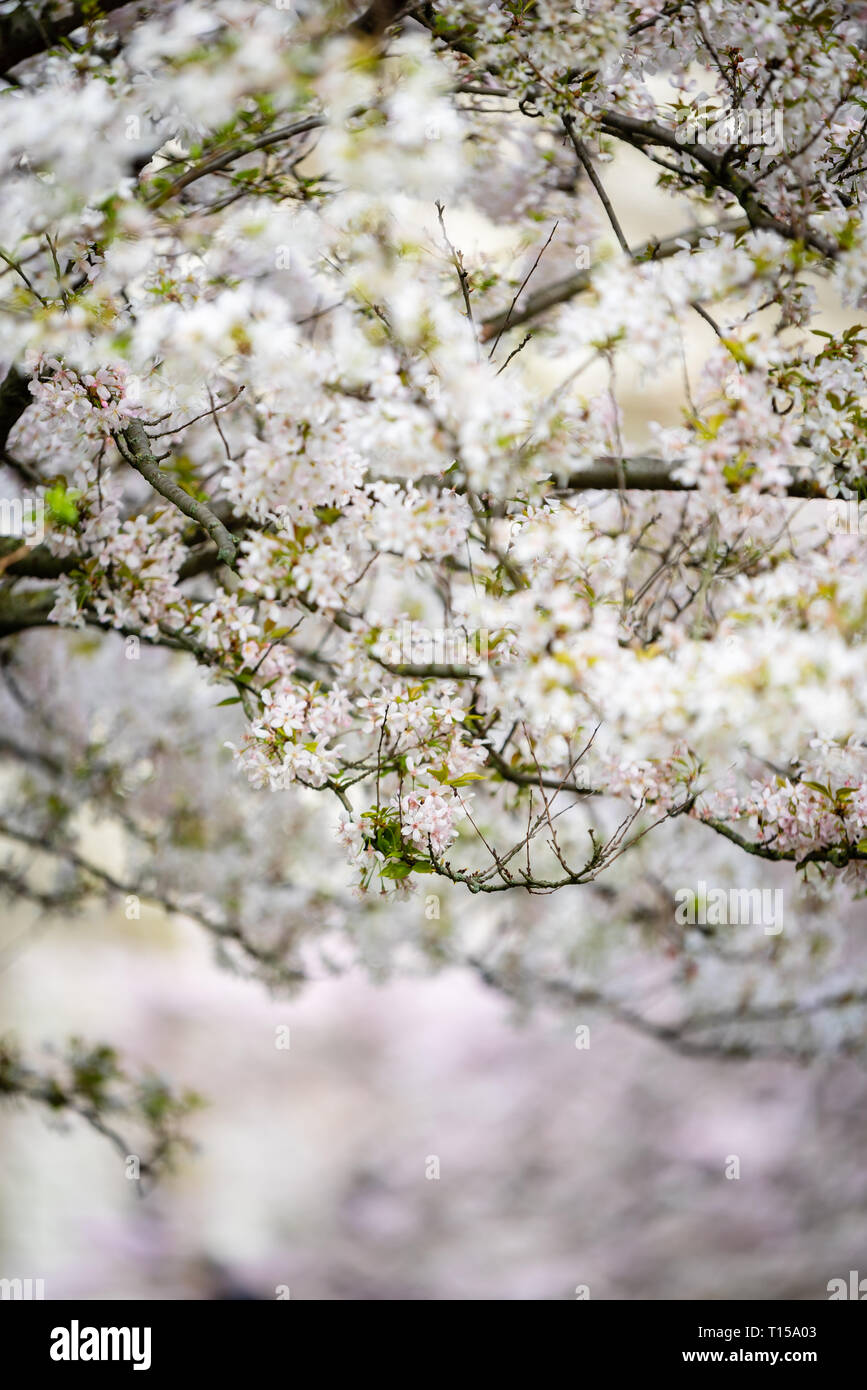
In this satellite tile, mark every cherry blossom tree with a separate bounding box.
[3,0,867,1156]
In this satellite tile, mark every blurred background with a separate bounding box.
[3,901,867,1301]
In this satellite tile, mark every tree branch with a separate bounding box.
[597,109,840,261]
[701,815,867,870]
[479,219,749,341]
[145,116,326,210]
[119,420,238,570]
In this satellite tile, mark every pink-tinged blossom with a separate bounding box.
[399,789,466,858]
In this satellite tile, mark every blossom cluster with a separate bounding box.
[2,0,867,901]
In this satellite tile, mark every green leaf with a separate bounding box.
[45,482,81,527]
[721,338,753,367]
[802,780,832,798]
[381,859,414,880]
